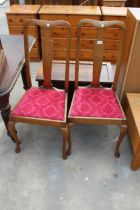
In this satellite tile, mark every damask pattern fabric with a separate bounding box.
[69,87,125,119]
[12,87,66,121]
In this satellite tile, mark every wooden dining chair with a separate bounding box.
[68,19,127,157]
[7,19,71,159]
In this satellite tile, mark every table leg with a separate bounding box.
[21,64,29,90]
[0,93,15,142]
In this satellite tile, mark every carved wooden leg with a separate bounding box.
[21,64,29,90]
[8,121,20,153]
[115,124,127,158]
[60,126,69,160]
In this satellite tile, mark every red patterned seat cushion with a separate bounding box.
[12,87,66,121]
[69,87,125,119]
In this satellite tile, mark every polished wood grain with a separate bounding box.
[39,6,101,61]
[40,14,100,26]
[6,5,41,61]
[52,38,119,49]
[53,49,118,61]
[39,5,126,62]
[6,4,41,14]
[8,25,37,35]
[39,5,101,15]
[101,6,127,63]
[41,26,121,39]
[7,14,37,26]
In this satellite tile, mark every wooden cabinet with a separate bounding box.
[6,5,41,61]
[116,8,140,170]
[125,93,140,170]
[102,6,127,62]
[103,0,126,7]
[116,8,140,102]
[39,5,101,60]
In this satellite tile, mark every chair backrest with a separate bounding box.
[75,19,126,90]
[23,19,71,92]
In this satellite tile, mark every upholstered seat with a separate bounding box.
[69,87,125,119]
[12,87,66,121]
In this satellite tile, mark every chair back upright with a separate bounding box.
[75,19,126,90]
[23,19,71,92]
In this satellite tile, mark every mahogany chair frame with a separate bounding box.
[68,19,127,157]
[8,19,71,159]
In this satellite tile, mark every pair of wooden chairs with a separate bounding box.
[8,19,127,159]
